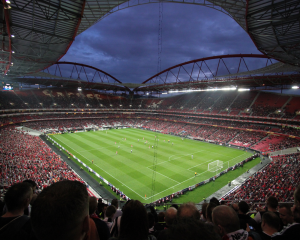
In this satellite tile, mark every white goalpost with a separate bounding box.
[208,160,226,172]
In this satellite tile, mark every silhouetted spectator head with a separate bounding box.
[210,197,220,206]
[231,203,239,213]
[238,201,249,215]
[201,203,208,221]
[158,212,165,222]
[106,205,116,219]
[212,205,240,236]
[89,196,98,215]
[170,204,179,210]
[4,182,33,214]
[266,196,278,210]
[22,179,37,192]
[119,200,148,240]
[111,198,118,208]
[177,202,200,220]
[165,207,177,226]
[293,184,300,223]
[279,203,294,226]
[31,181,89,240]
[206,202,217,222]
[167,217,221,240]
[261,212,281,234]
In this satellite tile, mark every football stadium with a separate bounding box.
[1,1,300,240]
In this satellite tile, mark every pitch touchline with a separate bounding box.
[52,137,146,200]
[146,152,252,200]
[146,150,204,168]
[145,169,209,200]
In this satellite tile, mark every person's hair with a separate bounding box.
[262,212,280,231]
[89,196,98,215]
[4,182,32,212]
[111,198,118,208]
[238,201,249,214]
[293,185,300,223]
[31,180,89,240]
[295,185,300,206]
[177,202,200,220]
[106,205,116,218]
[165,207,177,226]
[206,202,217,222]
[158,212,165,222]
[230,203,239,213]
[171,204,179,210]
[119,200,149,240]
[267,196,278,209]
[279,203,293,216]
[212,205,240,234]
[201,203,208,220]
[23,179,37,189]
[210,197,220,206]
[167,217,221,240]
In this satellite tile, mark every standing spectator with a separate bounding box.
[272,185,300,239]
[261,212,280,240]
[117,200,156,240]
[0,182,33,240]
[254,196,279,224]
[278,204,294,226]
[157,207,177,240]
[111,199,122,220]
[212,205,249,240]
[31,180,99,240]
[238,201,258,231]
[103,205,116,230]
[89,196,110,240]
[177,202,200,220]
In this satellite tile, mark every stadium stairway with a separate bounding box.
[16,126,43,136]
[197,155,271,207]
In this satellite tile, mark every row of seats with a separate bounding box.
[1,89,300,118]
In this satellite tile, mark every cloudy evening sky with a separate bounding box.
[61,3,262,84]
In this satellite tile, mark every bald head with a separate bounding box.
[212,205,240,234]
[178,202,200,220]
[165,207,177,226]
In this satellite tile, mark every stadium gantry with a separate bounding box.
[0,0,299,90]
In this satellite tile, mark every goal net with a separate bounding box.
[208,160,224,172]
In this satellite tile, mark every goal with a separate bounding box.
[208,160,223,172]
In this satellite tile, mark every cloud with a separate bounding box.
[61,3,261,83]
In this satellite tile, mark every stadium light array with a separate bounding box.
[168,87,236,93]
[292,86,299,89]
[238,88,250,91]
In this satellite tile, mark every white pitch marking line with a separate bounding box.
[146,167,179,184]
[52,136,147,199]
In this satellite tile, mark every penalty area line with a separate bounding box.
[145,169,210,201]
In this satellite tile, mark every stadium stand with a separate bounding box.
[1,89,300,240]
[223,153,300,202]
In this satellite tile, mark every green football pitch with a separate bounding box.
[50,128,254,203]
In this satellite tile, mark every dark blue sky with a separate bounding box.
[61,3,262,83]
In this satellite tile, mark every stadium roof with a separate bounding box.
[0,0,299,91]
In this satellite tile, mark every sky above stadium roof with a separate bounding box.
[60,3,262,84]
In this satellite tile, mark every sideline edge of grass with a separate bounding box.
[47,136,120,199]
[47,131,260,204]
